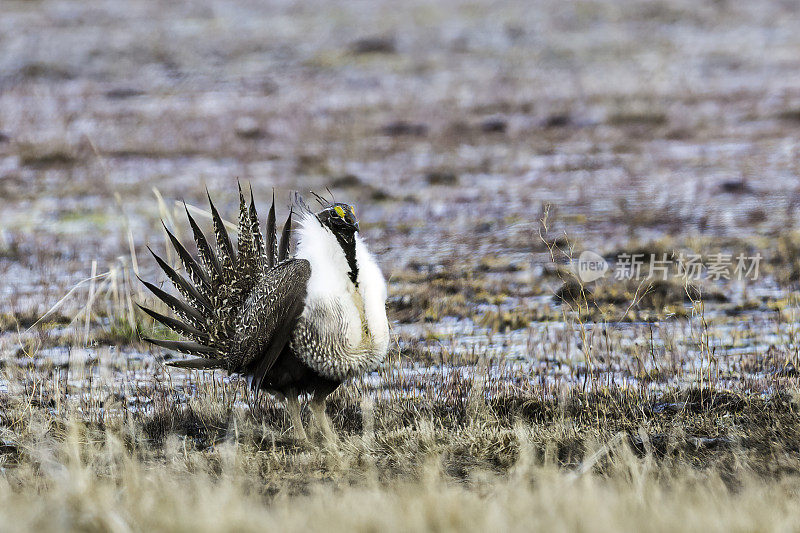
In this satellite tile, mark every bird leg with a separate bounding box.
[310,395,337,443]
[285,394,308,441]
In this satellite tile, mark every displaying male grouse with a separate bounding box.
[138,187,390,440]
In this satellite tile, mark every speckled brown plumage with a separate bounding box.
[140,187,313,393]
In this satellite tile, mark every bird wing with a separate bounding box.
[230,258,311,390]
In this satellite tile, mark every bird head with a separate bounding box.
[316,203,359,236]
[316,203,360,286]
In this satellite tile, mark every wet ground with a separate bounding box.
[2,0,800,410]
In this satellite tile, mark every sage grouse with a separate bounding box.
[139,188,390,439]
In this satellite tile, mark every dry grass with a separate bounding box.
[2,370,800,532]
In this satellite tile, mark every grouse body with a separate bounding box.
[139,188,389,439]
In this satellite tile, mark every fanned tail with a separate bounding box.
[140,187,294,370]
[278,208,293,262]
[265,190,277,269]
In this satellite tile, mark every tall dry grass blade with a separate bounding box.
[178,201,238,233]
[123,264,137,336]
[571,431,627,479]
[153,187,176,229]
[27,272,111,332]
[84,260,97,345]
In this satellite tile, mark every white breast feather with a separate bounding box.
[293,210,390,378]
[295,211,384,351]
[355,236,389,354]
[295,211,352,303]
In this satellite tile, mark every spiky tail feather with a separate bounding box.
[141,188,294,370]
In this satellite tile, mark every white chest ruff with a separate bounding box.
[292,212,390,381]
[292,295,387,380]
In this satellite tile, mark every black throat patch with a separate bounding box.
[334,231,359,287]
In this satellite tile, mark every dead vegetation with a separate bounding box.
[2,362,800,531]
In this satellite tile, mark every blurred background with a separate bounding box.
[2,0,800,385]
